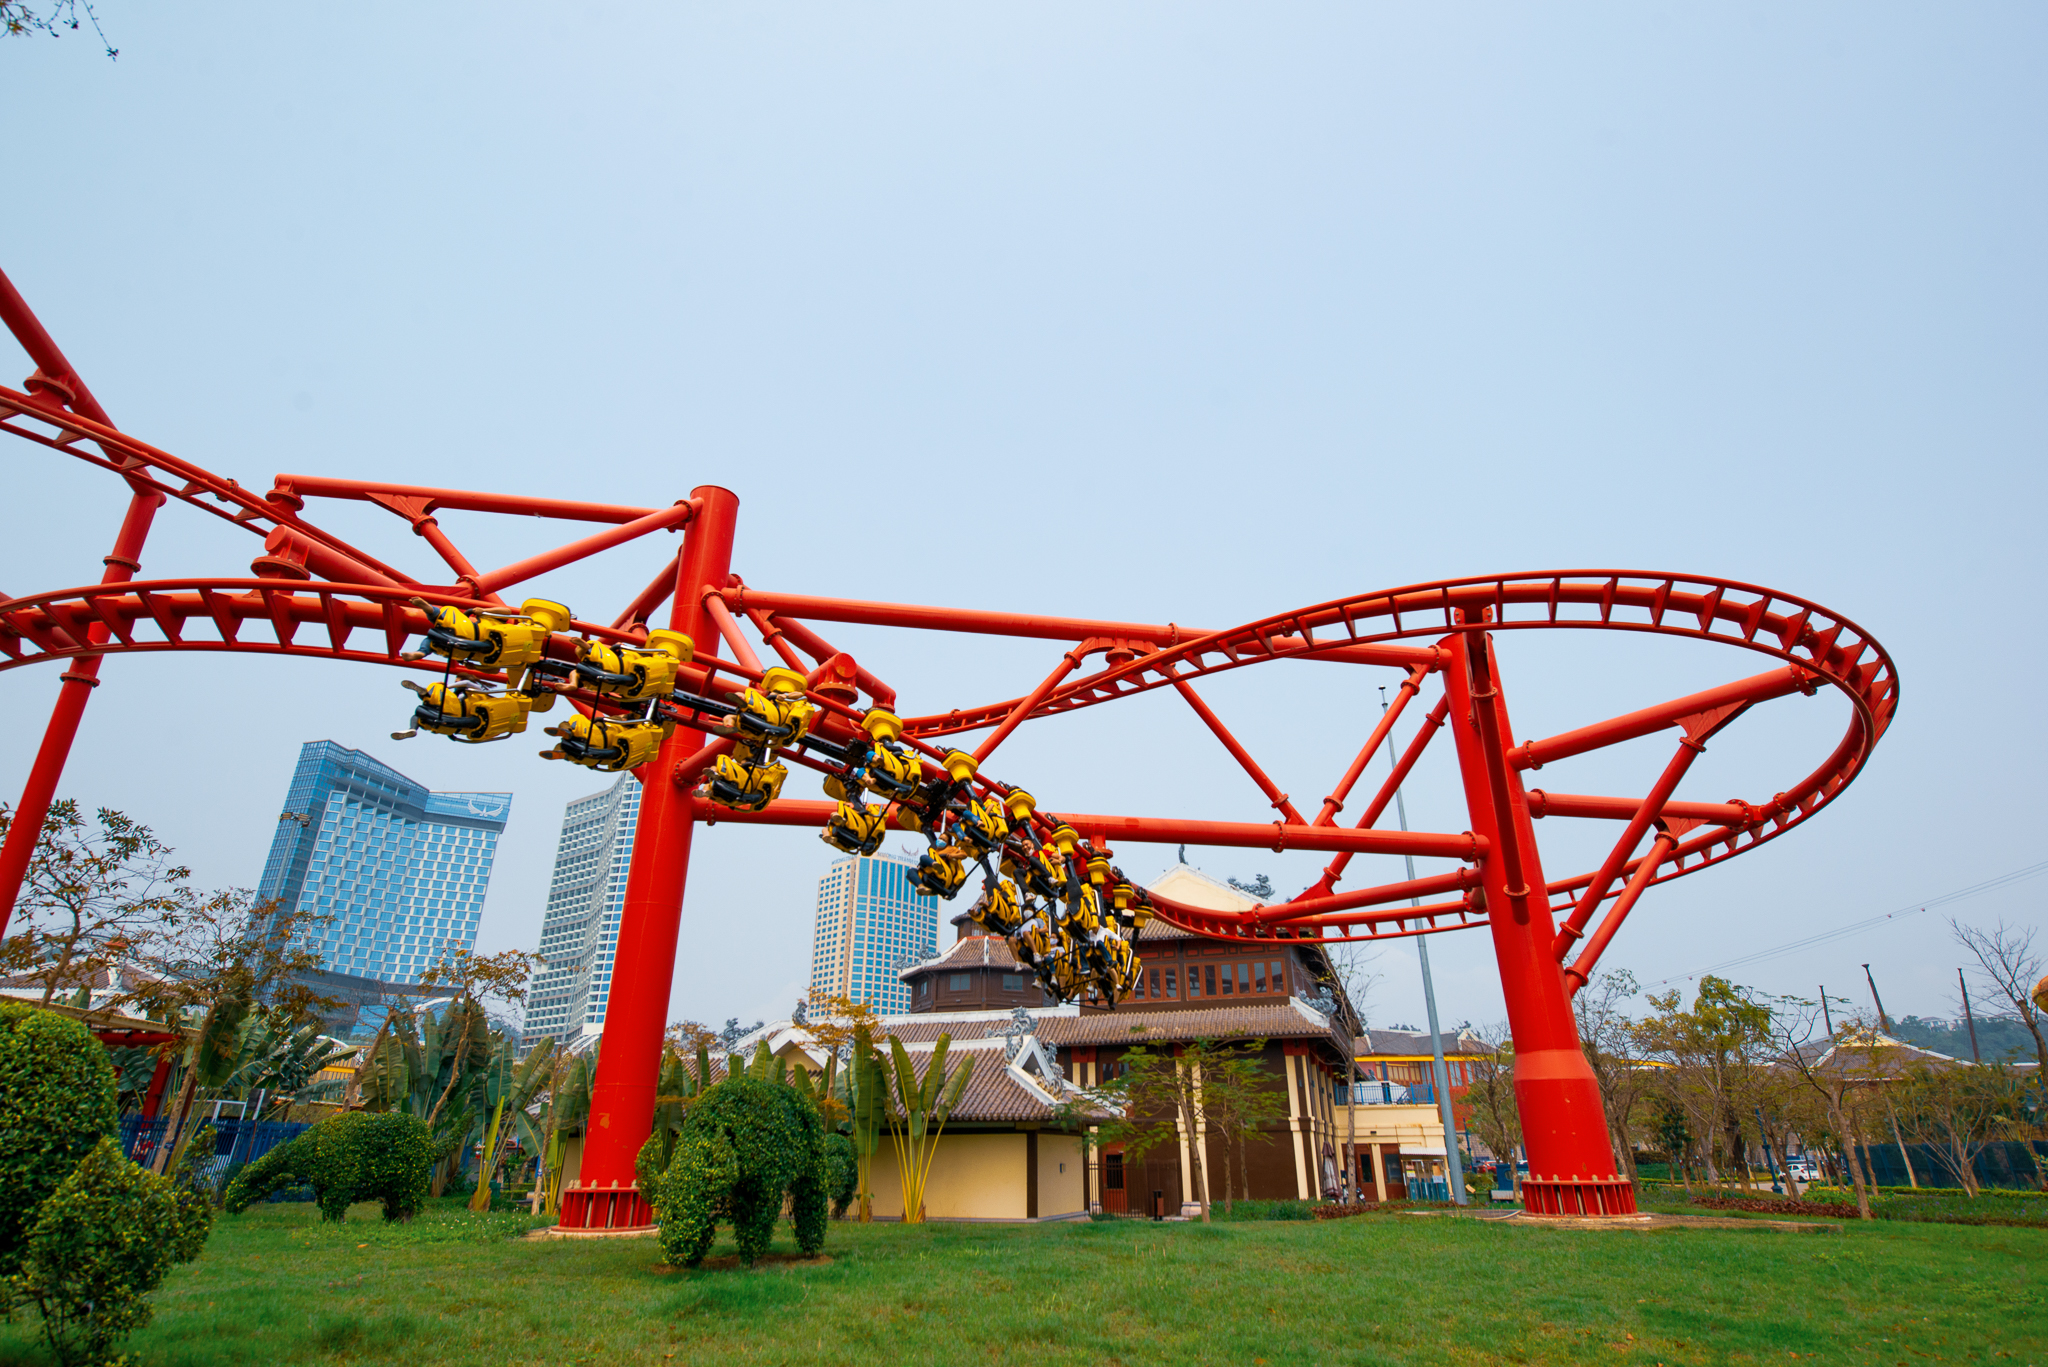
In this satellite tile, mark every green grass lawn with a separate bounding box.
[1,1198,2041,1366]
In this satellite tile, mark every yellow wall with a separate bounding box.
[1036,1133,1086,1218]
[868,1133,1030,1221]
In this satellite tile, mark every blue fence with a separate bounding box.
[1854,1140,2044,1191]
[1336,1081,1437,1106]
[120,1115,310,1188]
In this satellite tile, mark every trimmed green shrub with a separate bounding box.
[656,1076,830,1267]
[10,1136,212,1366]
[224,1111,432,1222]
[825,1131,857,1219]
[0,1003,119,1278]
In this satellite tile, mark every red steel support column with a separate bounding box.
[1440,620,1633,1216]
[0,268,168,939]
[556,485,738,1235]
[0,487,163,939]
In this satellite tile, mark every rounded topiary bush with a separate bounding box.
[14,1135,213,1365]
[225,1110,432,1222]
[0,1002,118,1276]
[656,1076,830,1267]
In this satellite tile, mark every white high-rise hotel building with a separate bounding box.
[523,775,640,1050]
[809,853,937,1014]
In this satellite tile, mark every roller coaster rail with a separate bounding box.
[0,265,1897,1224]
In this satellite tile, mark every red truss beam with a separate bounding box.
[690,797,1484,861]
[272,475,664,525]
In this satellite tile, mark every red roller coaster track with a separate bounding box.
[0,268,1896,1222]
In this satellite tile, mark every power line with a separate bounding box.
[1644,857,2048,988]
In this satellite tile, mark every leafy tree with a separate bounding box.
[1191,1040,1283,1211]
[528,1041,597,1216]
[1574,968,1650,1178]
[1898,1061,2029,1197]
[419,946,542,1014]
[1648,1099,1696,1196]
[1461,1023,1520,1196]
[1094,1038,1219,1222]
[1951,918,2048,1076]
[0,1,115,57]
[0,800,189,1007]
[219,1014,355,1117]
[1762,995,1879,1219]
[1633,976,1774,1188]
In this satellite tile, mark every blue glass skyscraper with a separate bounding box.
[523,774,640,1051]
[257,741,510,988]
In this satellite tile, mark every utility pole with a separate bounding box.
[1820,987,1833,1038]
[1861,964,1893,1034]
[1381,688,1467,1206]
[1959,968,1981,1063]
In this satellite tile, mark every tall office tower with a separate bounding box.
[522,774,641,1050]
[809,854,936,1014]
[257,741,510,989]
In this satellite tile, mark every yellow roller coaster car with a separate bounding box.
[861,741,922,803]
[956,795,1009,854]
[701,753,788,812]
[414,598,571,689]
[1061,885,1106,938]
[541,713,669,772]
[970,878,1025,937]
[405,681,535,743]
[821,801,886,856]
[575,629,692,702]
[909,849,968,899]
[1013,915,1052,967]
[725,666,817,750]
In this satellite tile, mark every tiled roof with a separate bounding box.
[1357,1029,1494,1057]
[899,936,1022,980]
[1044,1000,1349,1050]
[863,1036,1109,1123]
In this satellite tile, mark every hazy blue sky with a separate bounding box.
[3,3,2043,1036]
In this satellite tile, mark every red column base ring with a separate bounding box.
[1520,1175,1637,1216]
[554,1181,657,1236]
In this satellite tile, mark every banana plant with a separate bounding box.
[883,1033,974,1225]
[521,1040,597,1216]
[469,1035,556,1211]
[222,1014,354,1114]
[791,1048,842,1126]
[848,1025,886,1222]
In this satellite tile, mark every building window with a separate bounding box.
[1269,960,1284,994]
[1236,962,1250,994]
[1002,974,1023,990]
[918,980,929,998]
[1104,1152,1124,1191]
[1186,966,1200,998]
[1165,967,1178,998]
[1253,961,1267,993]
[1219,962,1233,996]
[948,973,971,991]
[1205,964,1218,997]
